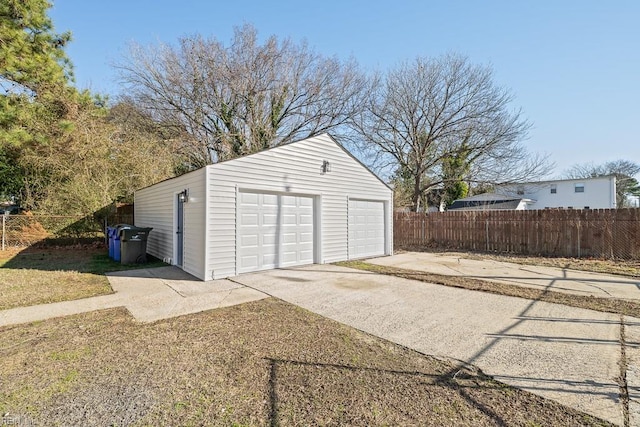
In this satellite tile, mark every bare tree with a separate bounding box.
[116,24,370,165]
[565,160,640,207]
[355,54,552,211]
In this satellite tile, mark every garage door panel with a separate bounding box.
[263,213,278,226]
[238,192,315,274]
[283,214,297,225]
[282,232,297,244]
[262,254,276,267]
[240,255,258,271]
[281,195,298,206]
[300,214,313,225]
[240,192,258,204]
[240,213,258,226]
[349,199,385,259]
[263,194,278,205]
[263,233,277,245]
[240,234,258,247]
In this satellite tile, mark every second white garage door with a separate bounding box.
[349,199,385,259]
[237,192,314,274]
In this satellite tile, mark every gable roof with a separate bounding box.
[136,133,391,192]
[325,133,392,191]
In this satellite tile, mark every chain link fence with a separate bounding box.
[1,211,134,250]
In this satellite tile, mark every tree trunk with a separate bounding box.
[411,175,422,212]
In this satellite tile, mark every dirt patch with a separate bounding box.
[339,260,640,319]
[0,299,611,426]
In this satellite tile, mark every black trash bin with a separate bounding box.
[119,226,153,264]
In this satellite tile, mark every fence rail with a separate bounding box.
[394,209,640,259]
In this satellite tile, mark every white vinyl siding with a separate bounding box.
[135,134,393,281]
[348,199,385,259]
[206,134,392,279]
[498,176,616,210]
[134,168,208,280]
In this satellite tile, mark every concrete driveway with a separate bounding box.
[233,263,636,426]
[368,252,640,301]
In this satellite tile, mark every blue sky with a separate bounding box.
[50,0,639,176]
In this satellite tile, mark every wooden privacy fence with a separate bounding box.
[394,209,640,259]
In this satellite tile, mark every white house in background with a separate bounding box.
[496,176,617,210]
[448,176,617,211]
[134,134,393,281]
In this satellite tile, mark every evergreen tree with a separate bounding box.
[0,0,74,201]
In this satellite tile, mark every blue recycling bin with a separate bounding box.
[113,224,132,262]
[113,231,121,262]
[107,226,116,258]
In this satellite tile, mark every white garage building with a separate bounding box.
[134,134,393,280]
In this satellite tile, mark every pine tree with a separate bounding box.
[0,0,74,200]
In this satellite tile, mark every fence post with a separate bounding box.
[485,219,489,252]
[2,215,5,251]
[577,218,581,258]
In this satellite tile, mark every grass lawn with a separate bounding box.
[0,299,611,426]
[0,246,166,310]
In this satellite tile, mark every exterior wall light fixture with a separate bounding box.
[322,160,331,174]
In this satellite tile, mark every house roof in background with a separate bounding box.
[448,193,534,211]
[498,175,616,187]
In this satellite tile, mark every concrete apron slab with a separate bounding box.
[107,267,267,322]
[0,266,267,327]
[369,252,640,301]
[234,264,625,426]
[624,316,640,426]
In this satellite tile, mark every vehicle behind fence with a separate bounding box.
[1,209,134,250]
[394,208,640,260]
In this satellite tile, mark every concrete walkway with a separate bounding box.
[233,264,634,426]
[369,252,640,301]
[0,267,266,327]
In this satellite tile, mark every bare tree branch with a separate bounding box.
[354,53,552,211]
[115,24,370,166]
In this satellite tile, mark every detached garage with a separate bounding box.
[134,133,393,281]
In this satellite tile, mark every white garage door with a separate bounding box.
[349,199,385,259]
[237,192,314,274]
